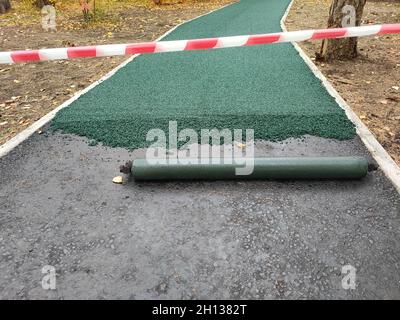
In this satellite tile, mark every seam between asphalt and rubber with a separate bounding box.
[0,0,399,194]
[280,0,400,193]
[0,2,232,159]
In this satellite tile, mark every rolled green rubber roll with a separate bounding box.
[131,157,369,181]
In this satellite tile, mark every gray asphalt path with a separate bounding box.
[0,130,399,299]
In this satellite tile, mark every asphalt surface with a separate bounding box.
[51,0,355,149]
[0,131,399,299]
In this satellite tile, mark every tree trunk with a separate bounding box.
[318,0,367,61]
[0,0,11,14]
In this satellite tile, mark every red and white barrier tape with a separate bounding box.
[1,24,399,64]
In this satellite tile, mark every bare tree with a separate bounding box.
[0,0,11,14]
[318,0,367,61]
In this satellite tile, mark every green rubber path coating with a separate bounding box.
[51,0,356,149]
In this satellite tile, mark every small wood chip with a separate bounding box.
[112,176,124,184]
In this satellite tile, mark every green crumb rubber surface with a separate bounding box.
[51,0,356,149]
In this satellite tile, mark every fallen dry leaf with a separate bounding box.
[235,142,246,149]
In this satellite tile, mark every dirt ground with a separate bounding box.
[287,0,400,165]
[0,0,233,145]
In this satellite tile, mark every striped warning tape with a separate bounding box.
[1,24,399,64]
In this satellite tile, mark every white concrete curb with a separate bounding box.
[281,0,400,193]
